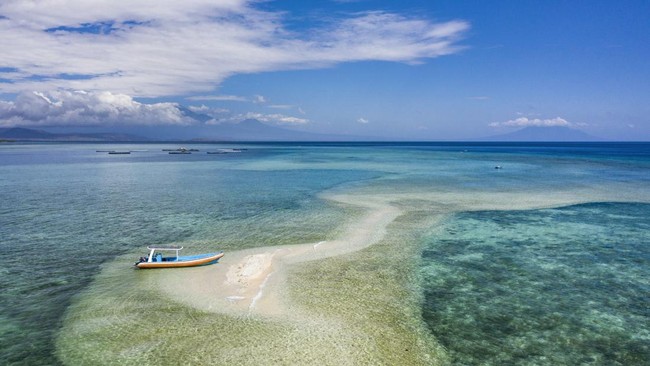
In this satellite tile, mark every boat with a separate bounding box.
[98,150,144,154]
[163,147,199,154]
[206,148,244,154]
[134,246,224,269]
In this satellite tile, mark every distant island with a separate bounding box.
[0,127,148,142]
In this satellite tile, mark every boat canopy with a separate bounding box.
[146,245,183,251]
[146,246,183,262]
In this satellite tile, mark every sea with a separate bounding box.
[0,142,648,365]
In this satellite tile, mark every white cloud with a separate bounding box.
[357,117,369,124]
[206,111,308,125]
[253,95,267,104]
[0,90,193,127]
[0,2,469,97]
[187,104,229,117]
[186,95,248,102]
[241,112,308,125]
[317,13,468,65]
[268,104,293,109]
[274,115,309,124]
[489,117,579,128]
[0,90,312,128]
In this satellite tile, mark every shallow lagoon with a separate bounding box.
[422,203,650,365]
[1,142,649,365]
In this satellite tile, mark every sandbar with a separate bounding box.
[154,193,400,318]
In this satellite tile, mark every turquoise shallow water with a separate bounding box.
[1,142,649,365]
[421,202,650,365]
[0,143,378,365]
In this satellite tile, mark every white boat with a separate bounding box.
[134,246,224,269]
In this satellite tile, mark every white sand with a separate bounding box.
[155,194,401,317]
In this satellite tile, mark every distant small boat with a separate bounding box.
[165,147,198,154]
[108,151,131,154]
[134,246,224,269]
[207,148,243,154]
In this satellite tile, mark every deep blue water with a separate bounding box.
[1,142,648,365]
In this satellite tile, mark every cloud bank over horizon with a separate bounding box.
[489,117,585,129]
[0,90,311,128]
[0,90,193,127]
[0,0,469,98]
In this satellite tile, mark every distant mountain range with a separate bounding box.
[481,126,602,142]
[1,123,603,142]
[0,127,148,142]
[0,118,367,142]
[0,120,353,142]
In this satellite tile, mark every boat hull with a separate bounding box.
[135,252,224,269]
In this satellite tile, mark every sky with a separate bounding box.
[0,0,649,140]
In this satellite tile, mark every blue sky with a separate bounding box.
[0,0,648,140]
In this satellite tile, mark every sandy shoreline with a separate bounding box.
[155,193,401,317]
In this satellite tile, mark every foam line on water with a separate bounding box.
[249,271,274,314]
[313,241,326,249]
